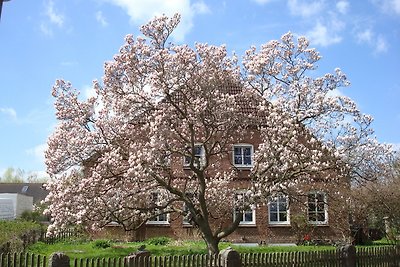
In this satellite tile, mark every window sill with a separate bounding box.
[146,222,170,227]
[233,165,253,170]
[183,165,203,170]
[238,223,257,227]
[268,223,291,227]
[308,222,329,227]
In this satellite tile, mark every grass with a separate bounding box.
[28,239,135,259]
[28,239,209,258]
[27,238,335,260]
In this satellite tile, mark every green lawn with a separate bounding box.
[27,238,334,259]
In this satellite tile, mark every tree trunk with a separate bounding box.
[204,235,220,255]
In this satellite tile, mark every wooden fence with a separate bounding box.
[0,246,399,267]
[357,246,400,267]
[40,229,82,244]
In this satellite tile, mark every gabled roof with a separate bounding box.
[0,183,48,203]
[162,81,268,122]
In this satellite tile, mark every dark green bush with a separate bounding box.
[20,209,47,223]
[93,239,112,249]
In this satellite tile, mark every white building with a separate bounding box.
[0,193,33,220]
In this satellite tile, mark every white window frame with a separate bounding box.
[158,150,172,168]
[182,192,196,226]
[307,191,328,225]
[233,191,256,226]
[147,192,170,225]
[183,144,204,168]
[147,213,170,225]
[268,194,290,225]
[182,202,193,226]
[232,144,254,168]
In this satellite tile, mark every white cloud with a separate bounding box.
[252,0,274,4]
[45,0,64,27]
[326,88,345,98]
[26,143,48,164]
[40,22,53,36]
[192,1,210,13]
[105,0,210,41]
[373,0,400,15]
[96,11,109,27]
[336,0,349,14]
[306,22,342,46]
[81,84,104,113]
[375,35,388,53]
[287,0,325,18]
[356,29,388,54]
[0,107,17,121]
[393,0,400,14]
[356,29,373,43]
[40,0,65,36]
[83,84,97,100]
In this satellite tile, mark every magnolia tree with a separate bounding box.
[45,14,392,254]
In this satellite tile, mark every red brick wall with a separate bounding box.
[99,129,350,244]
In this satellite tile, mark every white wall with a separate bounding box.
[0,193,33,219]
[0,198,14,220]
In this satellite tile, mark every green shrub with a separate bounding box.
[93,239,112,249]
[0,220,43,253]
[20,210,47,223]
[146,236,171,246]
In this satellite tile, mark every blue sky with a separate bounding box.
[0,0,399,178]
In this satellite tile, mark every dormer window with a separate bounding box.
[233,144,253,168]
[21,185,29,194]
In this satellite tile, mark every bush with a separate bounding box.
[0,220,44,253]
[93,239,112,249]
[146,236,171,246]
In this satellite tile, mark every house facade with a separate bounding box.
[102,130,350,245]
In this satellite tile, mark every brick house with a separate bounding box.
[101,117,350,244]
[134,138,350,244]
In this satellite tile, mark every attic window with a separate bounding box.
[21,186,29,193]
[233,144,253,168]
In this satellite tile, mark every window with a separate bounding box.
[233,191,256,225]
[268,195,289,225]
[147,192,169,225]
[182,192,196,226]
[308,192,327,224]
[21,185,29,194]
[148,213,168,224]
[184,144,204,168]
[157,150,171,168]
[233,144,253,168]
[182,204,191,225]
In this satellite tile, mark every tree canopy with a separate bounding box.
[45,14,393,254]
[0,167,25,183]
